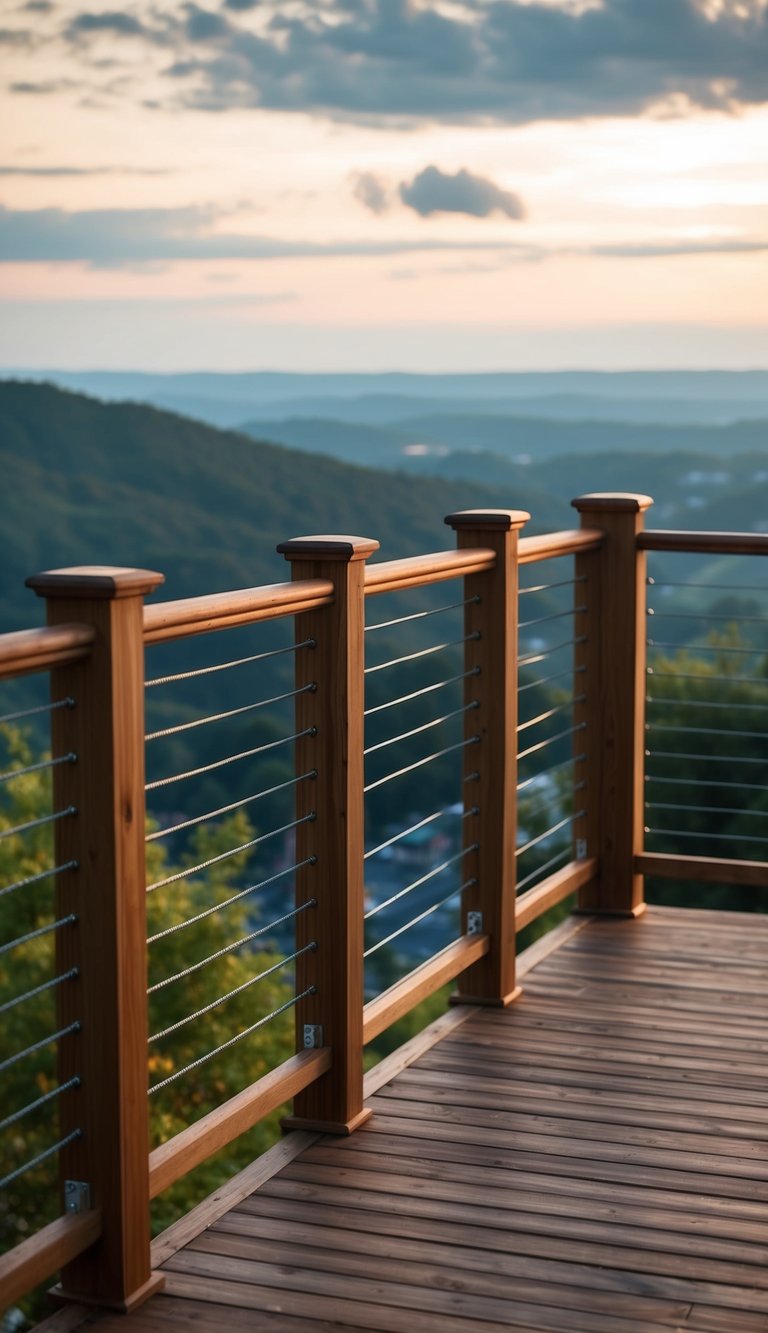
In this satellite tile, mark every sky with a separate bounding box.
[1,0,767,371]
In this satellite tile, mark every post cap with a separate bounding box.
[277,535,380,562]
[444,509,531,532]
[571,493,653,514]
[26,567,165,600]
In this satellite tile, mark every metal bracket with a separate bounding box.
[576,838,588,861]
[303,1024,324,1049]
[467,910,484,936]
[64,1180,90,1214]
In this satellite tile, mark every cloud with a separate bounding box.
[66,11,146,38]
[44,0,768,127]
[400,166,526,220]
[0,165,170,176]
[0,202,764,268]
[352,172,391,215]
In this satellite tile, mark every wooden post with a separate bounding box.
[26,566,165,1311]
[444,509,530,1006]
[276,536,378,1135]
[570,494,653,917]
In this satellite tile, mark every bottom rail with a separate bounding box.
[516,856,597,931]
[636,850,768,888]
[148,1047,331,1198]
[362,933,489,1045]
[0,1211,102,1311]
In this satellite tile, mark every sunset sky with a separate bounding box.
[1,0,767,370]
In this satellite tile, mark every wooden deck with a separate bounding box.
[59,907,768,1332]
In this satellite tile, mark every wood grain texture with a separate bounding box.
[572,492,651,915]
[638,530,768,555]
[446,510,527,1005]
[39,568,163,1308]
[0,623,95,680]
[362,934,488,1044]
[364,547,495,596]
[0,1213,100,1313]
[636,851,768,887]
[143,578,334,644]
[518,527,604,564]
[515,857,597,931]
[280,535,377,1133]
[148,1049,331,1198]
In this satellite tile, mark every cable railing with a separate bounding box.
[643,551,768,885]
[5,494,766,1317]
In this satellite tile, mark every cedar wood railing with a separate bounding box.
[1,491,767,1313]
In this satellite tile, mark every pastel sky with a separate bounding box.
[1,0,767,370]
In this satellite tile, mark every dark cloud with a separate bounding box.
[400,166,526,220]
[0,27,36,45]
[53,0,765,126]
[66,10,146,38]
[353,171,391,215]
[24,1,55,10]
[0,202,763,268]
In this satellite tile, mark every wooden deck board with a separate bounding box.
[76,908,768,1331]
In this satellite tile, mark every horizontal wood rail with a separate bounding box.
[0,1211,102,1311]
[516,856,598,932]
[148,1048,331,1198]
[0,623,95,680]
[518,528,603,564]
[365,547,495,595]
[638,529,768,555]
[143,578,335,644]
[636,851,768,888]
[362,933,489,1046]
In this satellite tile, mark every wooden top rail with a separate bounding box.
[518,528,603,565]
[0,1209,101,1311]
[0,623,95,681]
[639,529,768,556]
[364,547,495,596]
[143,578,335,644]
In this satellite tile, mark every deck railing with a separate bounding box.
[1,492,767,1314]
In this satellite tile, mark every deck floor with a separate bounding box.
[77,907,768,1332]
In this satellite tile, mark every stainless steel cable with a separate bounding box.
[146,858,316,944]
[148,986,316,1094]
[365,595,479,633]
[0,968,78,1016]
[0,1076,80,1134]
[0,1022,81,1075]
[0,752,76,785]
[518,722,586,763]
[364,669,479,719]
[145,684,316,743]
[365,845,478,922]
[646,722,768,741]
[0,697,75,726]
[0,914,77,958]
[365,806,471,862]
[145,638,314,688]
[647,639,766,657]
[519,636,586,669]
[519,576,587,596]
[520,607,586,631]
[146,814,315,893]
[0,1129,82,1190]
[646,774,768,793]
[647,578,768,593]
[148,900,316,992]
[364,735,480,794]
[648,609,768,625]
[145,727,316,791]
[645,749,766,766]
[364,881,473,959]
[518,665,586,695]
[647,668,768,687]
[149,943,317,1044]
[645,826,768,847]
[364,633,479,676]
[516,845,572,894]
[517,754,586,794]
[645,800,768,819]
[364,702,478,758]
[646,695,768,713]
[0,805,77,843]
[517,698,585,735]
[0,860,78,903]
[146,771,316,843]
[516,812,584,859]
